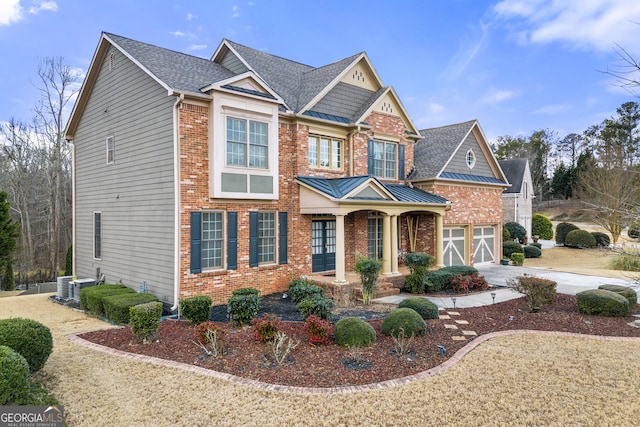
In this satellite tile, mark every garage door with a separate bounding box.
[443,227,465,266]
[473,226,495,264]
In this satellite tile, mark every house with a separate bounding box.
[409,121,509,266]
[65,33,505,307]
[498,159,534,238]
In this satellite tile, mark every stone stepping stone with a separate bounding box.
[452,336,467,341]
[454,320,469,325]
[439,315,451,319]
[462,330,477,336]
[444,324,458,330]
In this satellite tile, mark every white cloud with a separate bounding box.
[186,13,194,20]
[443,20,490,79]
[428,102,445,113]
[531,104,571,115]
[482,88,518,104]
[232,5,240,18]
[29,1,57,14]
[0,0,23,26]
[493,0,640,52]
[170,30,185,37]
[187,44,207,51]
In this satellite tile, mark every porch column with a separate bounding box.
[436,213,444,267]
[382,214,392,275]
[333,214,348,284]
[390,215,399,274]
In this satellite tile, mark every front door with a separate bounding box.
[312,220,336,273]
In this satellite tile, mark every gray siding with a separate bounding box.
[220,51,249,74]
[73,46,176,303]
[445,133,494,177]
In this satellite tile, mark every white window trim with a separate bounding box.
[106,136,115,164]
[466,148,476,169]
[201,211,225,271]
[93,211,102,260]
[373,140,398,179]
[258,211,277,266]
[225,116,269,169]
[308,135,343,170]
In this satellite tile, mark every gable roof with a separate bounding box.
[498,159,529,194]
[409,119,508,185]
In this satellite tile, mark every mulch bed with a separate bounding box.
[78,293,640,388]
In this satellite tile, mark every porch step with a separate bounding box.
[354,282,400,300]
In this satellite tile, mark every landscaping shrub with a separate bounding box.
[251,313,280,342]
[195,321,225,344]
[507,275,556,312]
[529,242,542,249]
[523,245,542,258]
[591,232,610,247]
[381,308,427,337]
[609,250,640,272]
[398,297,439,320]
[289,277,316,290]
[297,295,335,320]
[195,321,226,357]
[598,284,637,306]
[288,283,324,303]
[503,241,524,259]
[565,229,596,248]
[354,256,382,305]
[64,245,73,276]
[555,222,579,245]
[129,301,163,343]
[532,214,554,240]
[404,252,435,294]
[628,223,640,239]
[0,345,30,405]
[451,273,489,293]
[0,317,53,372]
[80,284,133,316]
[227,288,260,326]
[504,221,526,242]
[510,252,524,266]
[576,289,630,317]
[180,295,212,324]
[302,314,333,345]
[425,266,478,293]
[334,317,376,347]
[503,226,511,241]
[102,292,159,324]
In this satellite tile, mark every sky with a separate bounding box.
[1,0,640,143]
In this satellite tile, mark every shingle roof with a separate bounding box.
[498,159,528,193]
[296,175,448,205]
[105,33,234,95]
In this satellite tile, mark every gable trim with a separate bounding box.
[356,87,421,138]
[201,71,284,104]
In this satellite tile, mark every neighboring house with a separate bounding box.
[409,121,509,266]
[65,32,460,307]
[498,159,534,238]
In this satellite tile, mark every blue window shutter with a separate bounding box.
[227,212,238,270]
[399,144,405,179]
[249,211,259,267]
[190,212,202,274]
[279,212,288,264]
[367,139,374,175]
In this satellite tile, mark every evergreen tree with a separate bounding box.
[0,191,19,290]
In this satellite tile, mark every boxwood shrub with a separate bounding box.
[180,295,212,324]
[511,252,525,266]
[81,284,134,316]
[103,293,159,325]
[227,288,260,326]
[297,295,335,320]
[425,266,478,293]
[590,232,610,247]
[598,284,637,306]
[0,318,53,372]
[576,289,630,317]
[523,245,542,258]
[504,221,526,242]
[503,241,524,258]
[289,283,325,303]
[555,222,579,245]
[334,317,376,347]
[0,345,30,405]
[130,301,163,343]
[398,297,439,320]
[565,229,596,248]
[532,213,554,240]
[628,223,640,239]
[381,308,427,337]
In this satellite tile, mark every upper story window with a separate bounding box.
[106,136,115,164]
[308,136,342,169]
[226,116,268,168]
[466,148,476,169]
[373,140,397,179]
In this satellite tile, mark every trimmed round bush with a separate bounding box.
[532,213,554,240]
[334,317,376,347]
[591,232,610,247]
[565,229,596,248]
[0,317,53,372]
[523,245,542,258]
[503,240,524,258]
[381,308,427,337]
[576,289,630,317]
[502,226,511,241]
[0,345,30,405]
[227,288,260,326]
[504,222,526,242]
[598,284,637,306]
[398,297,439,320]
[180,295,212,324]
[289,283,324,303]
[628,223,640,239]
[555,222,579,245]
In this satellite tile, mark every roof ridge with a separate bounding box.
[104,32,214,64]
[224,38,315,69]
[419,119,477,133]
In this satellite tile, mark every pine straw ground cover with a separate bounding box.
[3,293,640,426]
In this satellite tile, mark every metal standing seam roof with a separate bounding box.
[296,175,449,204]
[439,172,506,185]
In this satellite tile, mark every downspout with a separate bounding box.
[68,140,76,277]
[347,125,360,176]
[171,93,184,311]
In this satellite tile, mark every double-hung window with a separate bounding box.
[106,136,115,164]
[226,116,268,168]
[93,212,102,259]
[258,212,275,264]
[202,212,224,269]
[308,136,342,169]
[372,140,397,179]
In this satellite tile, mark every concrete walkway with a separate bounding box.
[374,262,640,309]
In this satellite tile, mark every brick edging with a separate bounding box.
[67,331,640,395]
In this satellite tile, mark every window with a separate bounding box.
[226,116,268,168]
[373,140,397,178]
[367,213,383,260]
[106,136,115,164]
[308,136,342,169]
[93,212,101,259]
[466,148,476,169]
[202,212,224,269]
[258,212,276,264]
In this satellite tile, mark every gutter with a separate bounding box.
[171,92,184,311]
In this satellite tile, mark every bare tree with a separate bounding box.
[604,43,640,98]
